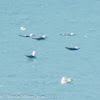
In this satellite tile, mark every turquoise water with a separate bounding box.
[0,0,100,100]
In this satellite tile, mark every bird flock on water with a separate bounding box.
[20,26,88,84]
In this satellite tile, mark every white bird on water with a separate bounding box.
[42,35,46,38]
[29,33,35,37]
[26,51,36,58]
[75,46,79,49]
[21,26,26,31]
[32,51,36,56]
[70,33,74,36]
[61,77,72,84]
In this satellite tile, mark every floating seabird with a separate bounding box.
[26,51,36,58]
[21,26,26,31]
[61,77,72,84]
[19,33,35,37]
[60,34,67,36]
[68,33,75,36]
[33,35,47,40]
[66,46,79,50]
[60,33,75,36]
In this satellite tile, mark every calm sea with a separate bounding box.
[0,0,100,100]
